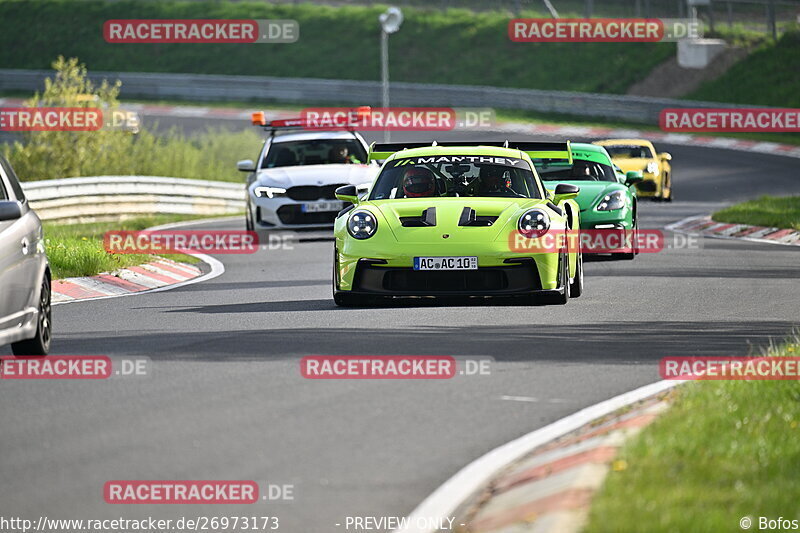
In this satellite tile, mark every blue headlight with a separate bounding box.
[347,210,378,239]
[596,190,626,211]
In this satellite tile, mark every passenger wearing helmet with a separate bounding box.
[478,165,510,195]
[402,167,436,198]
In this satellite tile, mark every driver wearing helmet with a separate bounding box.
[402,167,436,198]
[479,165,510,194]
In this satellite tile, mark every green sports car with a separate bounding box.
[534,143,642,259]
[332,141,584,306]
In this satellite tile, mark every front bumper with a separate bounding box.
[250,196,346,229]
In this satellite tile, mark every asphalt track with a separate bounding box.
[1,123,799,533]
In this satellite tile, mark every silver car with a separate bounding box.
[0,156,51,355]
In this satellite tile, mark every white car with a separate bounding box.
[239,117,379,232]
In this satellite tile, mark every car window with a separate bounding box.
[0,157,26,201]
[262,139,367,168]
[370,155,541,200]
[534,158,617,182]
[0,172,7,200]
[603,145,654,159]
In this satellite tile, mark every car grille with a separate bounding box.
[276,205,338,225]
[286,184,347,201]
[353,262,542,295]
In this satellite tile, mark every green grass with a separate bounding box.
[585,339,800,533]
[44,214,210,279]
[689,28,800,107]
[0,0,675,95]
[713,195,800,230]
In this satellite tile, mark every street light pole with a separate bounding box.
[378,7,403,143]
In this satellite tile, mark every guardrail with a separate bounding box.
[21,176,245,222]
[0,69,745,125]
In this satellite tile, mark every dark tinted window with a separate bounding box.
[534,158,617,182]
[603,145,654,159]
[0,157,25,201]
[263,139,367,168]
[370,155,540,200]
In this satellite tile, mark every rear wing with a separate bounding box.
[368,140,572,163]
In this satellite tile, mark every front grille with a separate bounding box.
[286,184,347,201]
[276,205,338,225]
[353,262,542,295]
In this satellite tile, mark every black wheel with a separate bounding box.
[333,291,372,307]
[332,246,371,307]
[245,203,254,231]
[619,219,638,260]
[537,251,570,305]
[663,174,673,202]
[12,275,52,356]
[569,251,583,298]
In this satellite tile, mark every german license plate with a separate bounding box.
[301,201,344,213]
[413,256,478,271]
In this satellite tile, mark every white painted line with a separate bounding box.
[393,379,681,533]
[499,395,540,402]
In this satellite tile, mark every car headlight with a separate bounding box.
[518,209,550,237]
[254,186,287,199]
[347,210,378,239]
[596,190,627,211]
[646,161,659,175]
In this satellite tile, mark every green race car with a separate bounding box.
[332,141,584,306]
[534,143,642,259]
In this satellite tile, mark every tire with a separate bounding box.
[537,251,570,305]
[245,203,254,231]
[333,291,372,307]
[619,218,638,260]
[11,275,52,356]
[569,251,583,298]
[332,246,371,307]
[663,174,673,202]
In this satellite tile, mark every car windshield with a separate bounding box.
[369,155,541,200]
[262,139,367,168]
[603,145,654,158]
[534,158,617,182]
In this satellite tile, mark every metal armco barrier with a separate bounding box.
[0,69,747,125]
[21,176,245,222]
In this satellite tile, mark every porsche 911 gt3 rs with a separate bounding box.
[332,141,584,306]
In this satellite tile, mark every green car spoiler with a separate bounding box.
[368,141,572,164]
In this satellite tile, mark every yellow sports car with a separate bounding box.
[594,139,673,201]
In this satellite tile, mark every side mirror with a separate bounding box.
[0,200,23,222]
[553,183,579,203]
[335,185,359,204]
[237,159,256,172]
[625,171,644,186]
[660,152,672,161]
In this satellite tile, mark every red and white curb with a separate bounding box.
[666,215,800,246]
[393,379,680,533]
[3,97,797,159]
[52,258,204,304]
[456,398,668,533]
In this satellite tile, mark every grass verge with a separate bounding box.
[584,338,800,533]
[45,214,212,279]
[713,195,800,230]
